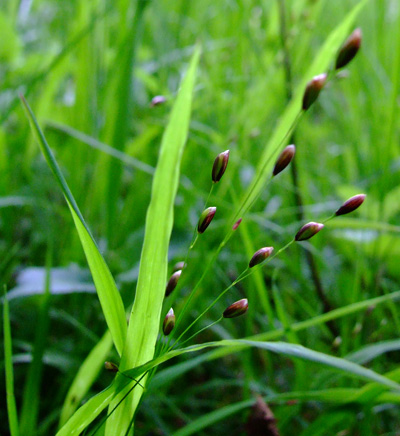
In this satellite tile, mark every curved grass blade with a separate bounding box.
[59,331,114,426]
[347,339,400,365]
[106,45,201,435]
[20,96,127,356]
[3,287,20,436]
[122,339,400,393]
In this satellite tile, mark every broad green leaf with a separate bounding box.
[237,0,367,218]
[59,331,114,426]
[106,45,201,435]
[3,288,20,436]
[20,96,127,356]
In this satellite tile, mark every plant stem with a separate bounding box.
[277,0,337,336]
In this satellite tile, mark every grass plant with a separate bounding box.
[1,0,400,435]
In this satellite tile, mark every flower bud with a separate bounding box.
[249,247,274,268]
[272,144,296,176]
[335,28,362,70]
[212,150,230,183]
[232,218,242,231]
[104,361,119,373]
[150,95,166,107]
[197,207,216,233]
[335,193,366,216]
[165,270,182,297]
[302,73,327,111]
[163,308,175,335]
[223,298,249,318]
[295,222,324,241]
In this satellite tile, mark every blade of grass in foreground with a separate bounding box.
[123,340,400,392]
[20,96,127,356]
[3,287,20,436]
[106,44,201,436]
[59,331,113,426]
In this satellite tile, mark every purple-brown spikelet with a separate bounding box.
[249,247,274,268]
[273,145,296,176]
[232,218,242,231]
[197,207,217,233]
[335,28,362,70]
[150,95,166,107]
[165,270,182,297]
[223,298,249,318]
[302,73,327,111]
[212,150,230,183]
[104,361,119,373]
[163,308,175,335]
[295,222,324,241]
[335,194,366,216]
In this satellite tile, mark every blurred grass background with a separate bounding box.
[1,0,400,434]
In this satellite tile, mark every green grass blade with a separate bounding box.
[123,339,400,393]
[19,244,52,435]
[347,339,400,365]
[59,331,114,427]
[3,287,20,436]
[106,44,201,435]
[20,96,127,356]
[56,385,116,436]
[239,0,367,216]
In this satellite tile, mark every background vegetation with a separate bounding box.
[1,0,400,434]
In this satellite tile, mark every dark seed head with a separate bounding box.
[150,95,166,107]
[295,222,324,241]
[273,145,296,176]
[197,207,217,233]
[302,73,327,111]
[232,218,242,231]
[165,270,182,297]
[223,298,249,318]
[104,361,119,373]
[335,194,366,216]
[163,308,175,335]
[249,247,274,268]
[212,150,230,183]
[335,28,362,70]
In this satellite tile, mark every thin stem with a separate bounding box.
[277,0,337,336]
[175,317,223,349]
[172,239,296,350]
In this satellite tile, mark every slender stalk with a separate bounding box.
[277,0,337,336]
[176,317,223,349]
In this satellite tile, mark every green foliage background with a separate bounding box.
[1,0,400,434]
